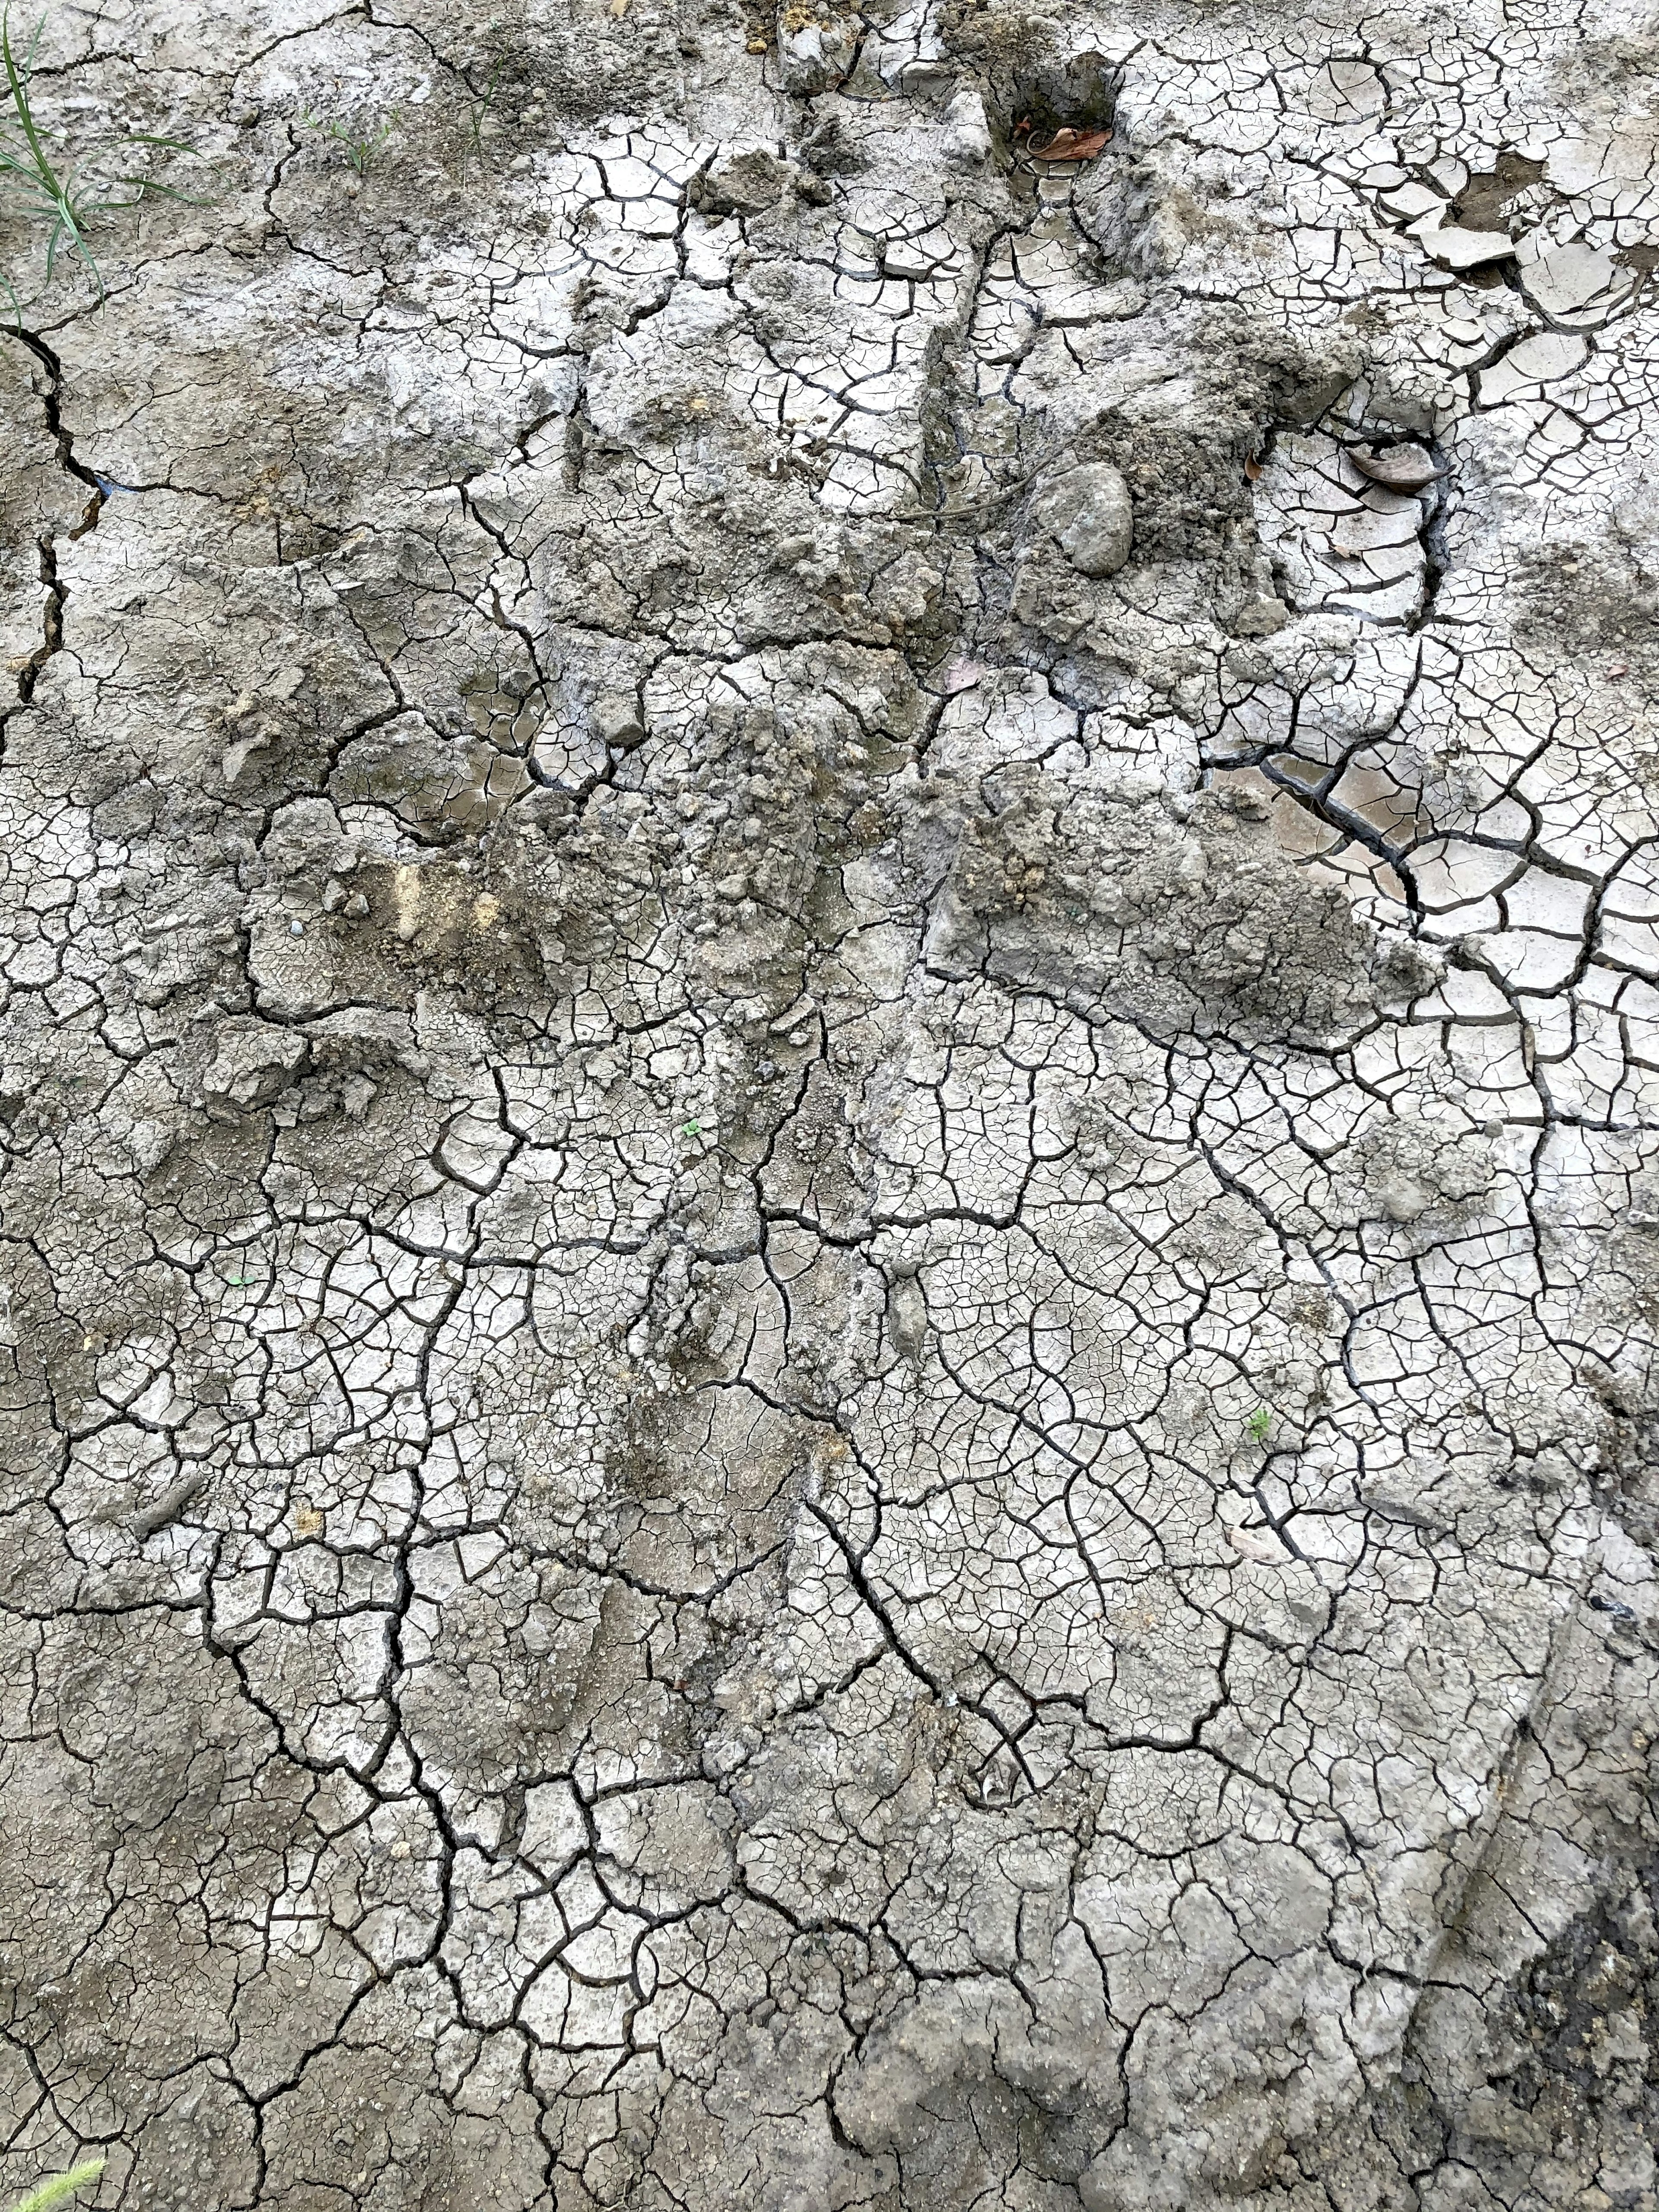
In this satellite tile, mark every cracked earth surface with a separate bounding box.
[0,1,1657,2207]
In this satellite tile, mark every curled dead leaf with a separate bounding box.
[1348,442,1441,492]
[1244,456,1263,482]
[1229,1524,1289,1565]
[1028,127,1111,162]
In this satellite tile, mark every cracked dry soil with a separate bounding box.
[0,1,1657,2209]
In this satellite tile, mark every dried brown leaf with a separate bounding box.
[1028,127,1110,162]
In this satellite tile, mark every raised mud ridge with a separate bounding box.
[0,3,1655,2209]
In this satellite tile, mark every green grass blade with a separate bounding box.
[0,159,51,199]
[1,8,65,203]
[100,175,207,201]
[64,135,196,196]
[43,199,99,293]
[10,2160,108,2212]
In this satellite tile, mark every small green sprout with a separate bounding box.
[1246,1406,1272,1445]
[0,7,202,305]
[301,108,398,180]
[680,1119,702,1138]
[459,57,508,181]
[11,2159,107,2212]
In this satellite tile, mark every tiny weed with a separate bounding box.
[680,1119,702,1138]
[301,108,398,180]
[1246,1406,1272,1445]
[459,57,507,181]
[0,7,201,308]
[11,2160,107,2212]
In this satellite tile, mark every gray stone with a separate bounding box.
[200,1020,308,1112]
[1036,461,1135,576]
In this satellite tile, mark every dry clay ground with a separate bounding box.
[0,0,1656,2207]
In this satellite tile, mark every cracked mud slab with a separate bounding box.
[0,2,1656,2208]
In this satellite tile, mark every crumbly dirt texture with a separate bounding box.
[0,2,1656,2208]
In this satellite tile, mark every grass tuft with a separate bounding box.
[300,108,397,180]
[0,6,201,309]
[460,59,506,182]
